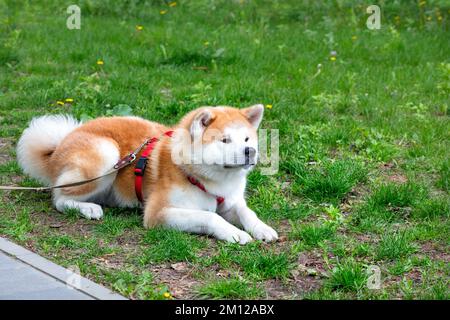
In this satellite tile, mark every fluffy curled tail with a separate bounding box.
[17,115,81,184]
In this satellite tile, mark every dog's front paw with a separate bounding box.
[77,203,104,220]
[252,223,278,242]
[217,227,253,245]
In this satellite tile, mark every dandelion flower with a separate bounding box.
[351,35,357,41]
[136,25,143,31]
[163,292,171,298]
[56,100,65,106]
[169,1,177,7]
[437,16,442,21]
[97,60,104,65]
[65,98,74,103]
[330,51,337,61]
[265,104,273,109]
[203,41,210,46]
[160,10,167,15]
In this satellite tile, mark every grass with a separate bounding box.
[326,260,367,292]
[293,159,367,204]
[94,208,142,237]
[1,208,34,241]
[289,222,336,247]
[106,270,173,300]
[197,277,263,299]
[353,182,429,229]
[368,183,426,209]
[437,160,450,191]
[0,0,449,299]
[412,198,449,220]
[209,242,292,280]
[375,231,417,261]
[139,227,208,264]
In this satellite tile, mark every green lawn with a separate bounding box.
[0,0,449,300]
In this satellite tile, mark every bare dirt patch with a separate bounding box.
[379,162,408,184]
[150,263,203,299]
[419,242,450,263]
[29,209,96,238]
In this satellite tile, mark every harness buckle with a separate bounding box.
[134,157,148,176]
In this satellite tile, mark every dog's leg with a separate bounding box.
[53,167,117,220]
[225,199,278,242]
[159,207,253,244]
[54,197,104,220]
[51,136,120,220]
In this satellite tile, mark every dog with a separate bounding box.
[16,105,278,244]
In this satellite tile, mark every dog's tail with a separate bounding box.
[17,114,81,184]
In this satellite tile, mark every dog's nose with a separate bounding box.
[244,147,256,165]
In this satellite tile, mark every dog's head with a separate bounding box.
[173,105,264,174]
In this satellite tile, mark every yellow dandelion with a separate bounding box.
[169,2,177,7]
[136,25,143,31]
[56,100,65,106]
[265,104,273,109]
[203,41,210,46]
[437,16,442,21]
[426,16,432,21]
[351,35,357,41]
[65,98,74,103]
[97,60,104,65]
[330,56,336,61]
[160,10,167,15]
[163,292,171,298]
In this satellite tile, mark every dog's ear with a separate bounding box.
[190,109,214,139]
[241,104,264,128]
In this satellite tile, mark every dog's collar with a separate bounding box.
[186,175,225,205]
[133,131,225,205]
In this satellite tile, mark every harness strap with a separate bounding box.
[187,175,225,205]
[134,131,173,202]
[133,131,225,206]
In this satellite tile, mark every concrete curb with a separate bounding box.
[0,237,127,300]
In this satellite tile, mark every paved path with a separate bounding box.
[0,237,126,300]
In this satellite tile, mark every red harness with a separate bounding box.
[133,131,225,205]
[133,131,173,202]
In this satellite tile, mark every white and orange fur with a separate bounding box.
[16,105,278,244]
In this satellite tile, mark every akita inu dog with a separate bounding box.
[17,105,278,243]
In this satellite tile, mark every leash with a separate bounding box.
[2,130,226,206]
[0,131,171,192]
[0,171,118,191]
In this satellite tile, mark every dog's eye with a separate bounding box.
[221,137,231,144]
[245,137,249,142]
